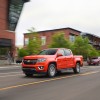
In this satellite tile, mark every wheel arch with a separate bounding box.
[48,61,57,70]
[76,61,80,64]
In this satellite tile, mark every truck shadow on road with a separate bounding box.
[22,71,76,79]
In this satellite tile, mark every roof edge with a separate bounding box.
[24,27,81,34]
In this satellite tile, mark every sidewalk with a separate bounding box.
[0,59,21,67]
[0,60,21,67]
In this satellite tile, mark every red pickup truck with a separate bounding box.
[22,48,83,77]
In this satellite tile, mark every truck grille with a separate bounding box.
[23,59,37,65]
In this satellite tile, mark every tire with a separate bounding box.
[25,73,33,77]
[57,70,62,75]
[48,63,56,77]
[73,63,80,74]
[97,61,100,66]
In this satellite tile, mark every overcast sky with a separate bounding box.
[15,0,100,46]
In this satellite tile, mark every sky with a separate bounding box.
[15,0,100,46]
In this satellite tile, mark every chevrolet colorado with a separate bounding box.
[22,48,83,77]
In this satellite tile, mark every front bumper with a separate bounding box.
[22,67,47,74]
[22,61,48,74]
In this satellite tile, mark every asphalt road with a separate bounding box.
[0,65,100,100]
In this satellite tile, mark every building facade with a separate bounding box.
[0,0,29,61]
[24,27,81,49]
[24,28,100,50]
[82,33,100,50]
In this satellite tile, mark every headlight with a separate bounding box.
[37,58,46,63]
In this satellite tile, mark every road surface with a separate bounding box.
[0,65,100,100]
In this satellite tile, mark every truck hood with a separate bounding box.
[24,55,56,59]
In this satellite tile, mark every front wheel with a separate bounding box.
[47,64,56,77]
[96,62,100,66]
[73,63,80,74]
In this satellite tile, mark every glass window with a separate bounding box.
[64,49,72,56]
[0,47,11,60]
[25,38,29,45]
[57,49,65,56]
[8,0,24,31]
[39,49,57,55]
[69,34,75,42]
[41,36,46,46]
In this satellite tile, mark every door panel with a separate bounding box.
[65,55,74,68]
[57,56,66,69]
[64,49,74,68]
[56,49,66,69]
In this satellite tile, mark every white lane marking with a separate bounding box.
[0,74,23,78]
[0,66,21,69]
[0,72,22,75]
[0,72,23,78]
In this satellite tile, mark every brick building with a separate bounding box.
[82,33,100,50]
[0,0,29,61]
[24,27,81,49]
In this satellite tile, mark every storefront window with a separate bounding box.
[0,47,11,60]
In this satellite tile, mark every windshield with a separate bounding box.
[39,49,57,55]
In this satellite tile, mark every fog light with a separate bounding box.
[38,66,44,70]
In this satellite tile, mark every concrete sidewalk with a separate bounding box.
[0,59,21,67]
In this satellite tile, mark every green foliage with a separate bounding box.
[27,38,41,55]
[49,33,99,58]
[98,50,100,56]
[72,36,99,58]
[88,48,99,57]
[26,28,41,55]
[18,48,28,57]
[18,28,100,59]
[49,32,72,49]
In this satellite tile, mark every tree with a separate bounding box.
[88,47,99,57]
[98,50,100,56]
[26,28,41,55]
[18,48,28,57]
[73,36,99,58]
[49,32,72,49]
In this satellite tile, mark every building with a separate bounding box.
[24,28,100,50]
[0,0,29,61]
[81,33,100,50]
[24,27,81,49]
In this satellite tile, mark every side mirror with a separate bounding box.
[57,53,63,57]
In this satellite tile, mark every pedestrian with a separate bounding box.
[7,51,13,64]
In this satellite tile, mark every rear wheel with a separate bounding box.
[73,63,80,74]
[97,61,100,66]
[48,64,56,77]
